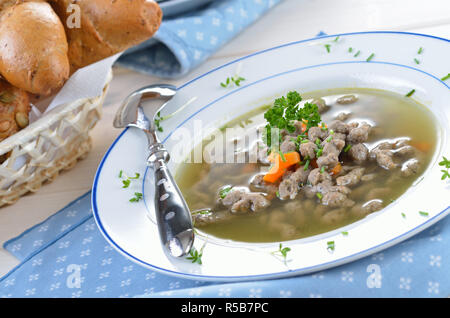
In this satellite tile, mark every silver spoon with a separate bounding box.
[113,84,194,257]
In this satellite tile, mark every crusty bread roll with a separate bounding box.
[0,1,70,96]
[0,77,30,142]
[50,0,162,73]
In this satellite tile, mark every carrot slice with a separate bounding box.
[264,151,301,183]
[410,141,431,152]
[330,163,342,176]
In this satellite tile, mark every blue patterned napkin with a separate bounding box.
[0,191,448,298]
[116,0,282,78]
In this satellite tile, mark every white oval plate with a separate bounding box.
[92,32,450,281]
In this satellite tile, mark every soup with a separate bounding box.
[175,88,437,243]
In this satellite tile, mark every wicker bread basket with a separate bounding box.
[0,71,113,207]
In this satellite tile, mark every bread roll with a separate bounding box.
[0,1,70,96]
[0,77,30,142]
[50,0,162,73]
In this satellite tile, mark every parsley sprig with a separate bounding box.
[263,91,321,149]
[439,156,450,180]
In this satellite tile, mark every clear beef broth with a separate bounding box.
[176,88,437,243]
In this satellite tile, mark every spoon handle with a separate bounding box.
[148,145,194,257]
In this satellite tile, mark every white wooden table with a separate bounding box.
[1,0,449,277]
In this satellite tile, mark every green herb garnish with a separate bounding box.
[441,73,450,81]
[354,50,361,57]
[271,243,291,264]
[327,241,335,252]
[219,185,233,199]
[220,75,246,88]
[278,150,287,162]
[191,209,212,216]
[414,58,420,65]
[366,53,375,62]
[154,111,163,132]
[341,231,349,236]
[263,91,321,148]
[333,36,340,42]
[419,211,429,217]
[439,156,450,180]
[122,179,131,188]
[316,192,323,200]
[129,192,143,202]
[316,148,323,157]
[304,159,310,171]
[324,44,331,53]
[153,97,197,133]
[348,47,353,53]
[405,89,415,97]
[417,47,423,54]
[186,244,206,265]
[119,170,141,188]
[401,212,406,218]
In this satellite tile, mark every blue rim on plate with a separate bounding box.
[92,31,450,281]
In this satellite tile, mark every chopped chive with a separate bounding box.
[220,82,227,88]
[278,150,287,162]
[343,144,352,152]
[333,36,340,42]
[320,166,325,174]
[276,191,280,198]
[414,58,420,64]
[405,89,416,97]
[441,73,450,81]
[329,129,335,135]
[401,212,406,218]
[191,209,211,216]
[419,211,429,217]
[128,173,140,180]
[354,50,361,57]
[219,186,232,199]
[348,47,353,53]
[366,53,375,62]
[118,170,123,178]
[341,231,349,236]
[324,44,331,53]
[304,159,310,171]
[417,47,423,54]
[301,139,310,144]
[316,192,323,200]
[316,148,323,157]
